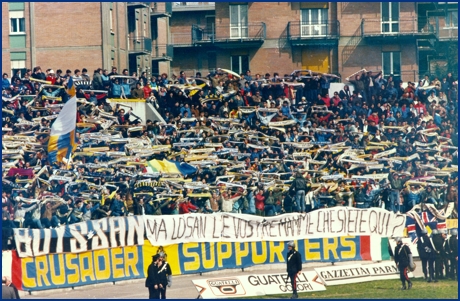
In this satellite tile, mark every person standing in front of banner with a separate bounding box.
[290,171,307,213]
[146,254,161,299]
[447,229,458,280]
[432,228,444,281]
[157,252,172,299]
[421,229,437,282]
[417,229,431,280]
[286,241,302,299]
[394,237,414,290]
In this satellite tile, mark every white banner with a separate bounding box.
[14,209,406,257]
[144,208,406,246]
[314,262,413,286]
[192,271,325,299]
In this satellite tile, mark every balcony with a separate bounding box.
[438,27,458,41]
[361,18,437,42]
[128,37,152,55]
[151,2,172,17]
[127,2,150,9]
[171,32,194,47]
[191,22,266,49]
[287,21,340,46]
[172,2,215,12]
[152,44,174,61]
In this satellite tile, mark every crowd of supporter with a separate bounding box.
[1,65,458,250]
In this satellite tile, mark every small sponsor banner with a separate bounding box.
[446,219,458,229]
[192,277,262,299]
[314,262,413,286]
[192,271,325,299]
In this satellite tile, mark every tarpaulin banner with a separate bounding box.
[159,236,391,275]
[11,245,144,291]
[14,209,405,258]
[192,271,326,299]
[9,235,390,291]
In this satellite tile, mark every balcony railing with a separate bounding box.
[151,2,172,17]
[362,18,436,37]
[128,37,152,55]
[172,2,215,11]
[192,22,266,44]
[438,27,458,40]
[152,44,174,61]
[287,20,340,43]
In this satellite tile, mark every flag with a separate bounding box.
[47,78,77,164]
[145,159,197,176]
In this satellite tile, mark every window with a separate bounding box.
[109,9,114,32]
[231,55,249,75]
[229,4,248,39]
[10,11,25,34]
[11,59,26,78]
[446,10,458,28]
[381,2,399,33]
[205,15,215,40]
[382,52,401,80]
[301,9,328,36]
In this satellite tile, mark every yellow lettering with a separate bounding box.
[183,243,200,272]
[235,242,249,266]
[111,247,125,278]
[94,249,111,280]
[124,246,140,277]
[305,239,321,260]
[217,242,232,268]
[340,236,356,259]
[79,252,96,282]
[66,253,80,284]
[251,241,267,264]
[35,256,51,287]
[49,254,66,285]
[269,241,285,263]
[323,238,339,260]
[202,242,215,269]
[21,257,36,288]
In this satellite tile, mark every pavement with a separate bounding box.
[21,259,432,299]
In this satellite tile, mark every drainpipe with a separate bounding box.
[29,2,35,68]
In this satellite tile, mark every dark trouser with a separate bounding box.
[148,286,160,299]
[398,264,411,286]
[448,255,457,279]
[428,257,435,280]
[159,287,167,299]
[305,204,312,214]
[288,272,298,295]
[442,256,449,277]
[435,255,443,278]
[420,257,428,278]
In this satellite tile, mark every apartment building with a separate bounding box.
[2,2,173,77]
[169,2,458,82]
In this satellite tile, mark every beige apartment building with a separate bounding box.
[169,2,457,82]
[2,2,172,77]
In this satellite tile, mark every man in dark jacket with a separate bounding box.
[394,237,413,290]
[290,171,307,213]
[158,252,172,299]
[417,228,433,280]
[447,229,458,280]
[146,254,161,299]
[286,241,302,299]
[420,229,437,282]
[432,229,445,280]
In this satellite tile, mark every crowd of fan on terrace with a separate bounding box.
[1,66,458,242]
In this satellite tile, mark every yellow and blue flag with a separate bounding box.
[47,77,77,164]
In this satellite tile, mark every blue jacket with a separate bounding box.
[111,83,122,97]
